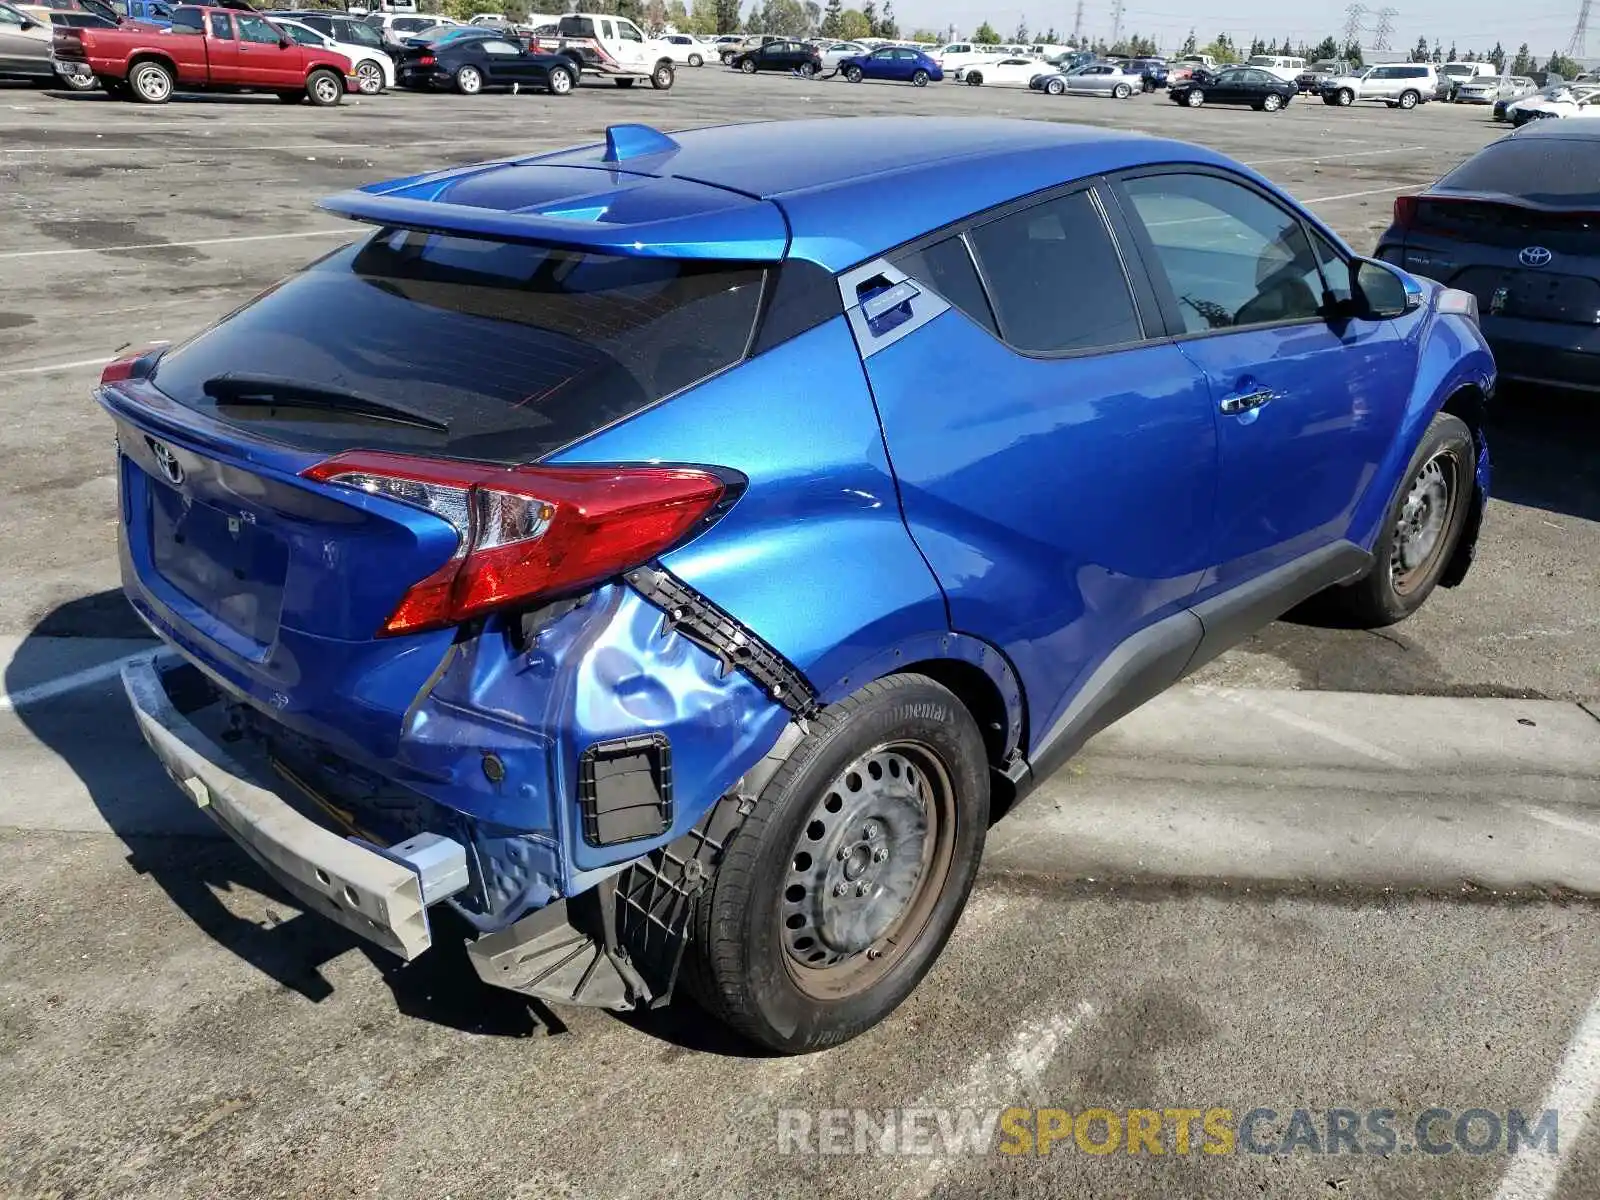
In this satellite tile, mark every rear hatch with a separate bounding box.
[103,179,777,766]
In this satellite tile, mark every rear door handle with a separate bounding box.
[1219,388,1277,415]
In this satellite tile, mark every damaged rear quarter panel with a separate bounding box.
[400,583,789,898]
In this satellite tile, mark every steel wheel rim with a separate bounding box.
[136,67,167,101]
[1390,451,1457,595]
[780,741,957,1000]
[357,61,382,93]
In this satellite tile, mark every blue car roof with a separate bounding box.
[320,117,1239,272]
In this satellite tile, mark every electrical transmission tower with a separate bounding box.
[1071,0,1083,45]
[1569,0,1592,57]
[1372,6,1397,49]
[1342,3,1366,45]
[1109,0,1124,46]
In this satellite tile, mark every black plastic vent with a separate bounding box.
[578,734,673,847]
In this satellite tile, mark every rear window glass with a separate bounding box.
[151,231,767,464]
[1439,139,1600,206]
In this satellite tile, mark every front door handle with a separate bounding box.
[1219,388,1277,415]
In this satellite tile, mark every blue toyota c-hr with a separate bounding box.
[100,117,1493,1053]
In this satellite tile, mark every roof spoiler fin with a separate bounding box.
[603,124,681,164]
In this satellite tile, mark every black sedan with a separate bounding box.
[396,34,577,95]
[728,38,822,76]
[1375,122,1600,392]
[1170,65,1296,111]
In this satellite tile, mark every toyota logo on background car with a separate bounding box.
[1519,246,1553,268]
[145,436,183,485]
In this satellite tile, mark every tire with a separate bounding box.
[1313,412,1475,628]
[58,69,98,92]
[799,61,816,77]
[687,674,990,1054]
[844,64,862,83]
[1046,77,1064,95]
[1185,87,1204,107]
[1322,93,1338,105]
[740,57,756,73]
[1112,82,1131,99]
[964,70,981,85]
[1335,87,1354,106]
[127,58,172,104]
[354,59,384,95]
[1262,91,1282,112]
[911,68,928,86]
[688,53,702,67]
[545,63,574,95]
[650,61,673,89]
[1398,89,1419,110]
[306,67,342,106]
[454,65,482,94]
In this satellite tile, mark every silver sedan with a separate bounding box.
[1036,61,1140,98]
[1456,75,1534,104]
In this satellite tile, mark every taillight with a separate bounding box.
[417,53,436,65]
[1392,195,1419,229]
[302,451,729,636]
[100,342,169,385]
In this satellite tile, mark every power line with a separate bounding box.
[1372,5,1398,48]
[1110,0,1124,44]
[1569,0,1592,55]
[1071,0,1082,44]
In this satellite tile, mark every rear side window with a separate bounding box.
[891,236,997,336]
[151,232,767,464]
[1440,138,1600,205]
[966,191,1143,355]
[169,5,201,31]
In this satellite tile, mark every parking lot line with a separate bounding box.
[1243,145,1427,167]
[0,651,145,714]
[1491,990,1600,1200]
[0,356,113,379]
[1302,184,1419,205]
[0,138,508,155]
[0,228,353,261]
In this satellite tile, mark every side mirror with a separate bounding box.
[1346,257,1425,319]
[279,35,291,47]
[20,15,36,28]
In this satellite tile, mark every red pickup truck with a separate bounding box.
[52,4,356,103]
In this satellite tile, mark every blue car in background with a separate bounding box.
[100,117,1493,1055]
[839,44,942,85]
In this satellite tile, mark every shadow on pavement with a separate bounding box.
[1486,383,1600,524]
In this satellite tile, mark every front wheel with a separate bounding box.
[306,67,343,106]
[687,674,990,1054]
[651,61,674,89]
[1310,412,1475,628]
[740,57,757,73]
[844,64,863,83]
[1112,82,1132,99]
[964,71,981,85]
[799,61,817,77]
[1262,91,1283,112]
[1335,87,1354,106]
[454,64,482,95]
[911,68,929,86]
[1185,87,1204,107]
[688,53,702,67]
[1046,77,1065,95]
[545,63,574,95]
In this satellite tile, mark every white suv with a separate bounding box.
[1321,62,1436,109]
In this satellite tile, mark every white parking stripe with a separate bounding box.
[1491,990,1600,1200]
[0,651,145,714]
[1243,145,1427,167]
[0,228,354,261]
[1303,184,1419,204]
[0,356,112,379]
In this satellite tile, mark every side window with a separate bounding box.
[281,24,321,45]
[206,11,229,36]
[891,235,998,337]
[599,18,613,38]
[479,38,517,54]
[236,14,278,43]
[1122,172,1324,333]
[967,191,1143,355]
[1308,228,1352,303]
[617,19,641,42]
[0,6,22,23]
[168,6,202,32]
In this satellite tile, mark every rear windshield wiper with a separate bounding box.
[202,374,450,434]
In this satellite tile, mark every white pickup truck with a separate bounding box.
[529,11,677,89]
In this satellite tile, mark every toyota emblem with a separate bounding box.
[145,437,184,486]
[1519,246,1553,268]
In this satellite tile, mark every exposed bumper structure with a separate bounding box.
[121,652,468,961]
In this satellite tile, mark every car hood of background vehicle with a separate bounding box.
[322,117,1235,271]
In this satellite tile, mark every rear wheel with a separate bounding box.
[1046,76,1065,95]
[688,52,702,67]
[1112,81,1132,98]
[1185,87,1204,107]
[1397,89,1419,109]
[1310,413,1474,628]
[687,675,989,1054]
[127,59,172,104]
[799,61,816,77]
[545,63,574,94]
[58,69,98,92]
[454,64,482,94]
[845,64,863,82]
[1262,91,1283,111]
[964,70,981,85]
[354,59,384,95]
[911,68,928,86]
[306,67,343,106]
[650,60,674,89]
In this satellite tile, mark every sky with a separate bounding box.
[887,0,1594,57]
